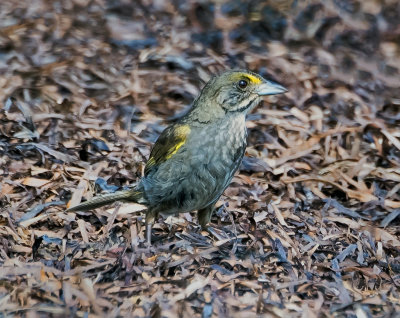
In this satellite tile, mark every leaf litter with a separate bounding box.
[0,0,400,317]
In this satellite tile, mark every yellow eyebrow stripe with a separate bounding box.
[245,74,262,84]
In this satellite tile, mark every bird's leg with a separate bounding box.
[146,223,152,246]
[198,204,215,229]
[145,210,156,246]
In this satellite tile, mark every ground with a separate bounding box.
[0,0,399,317]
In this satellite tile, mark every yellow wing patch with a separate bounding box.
[145,124,191,176]
[166,125,190,159]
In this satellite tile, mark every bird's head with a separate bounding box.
[194,70,287,117]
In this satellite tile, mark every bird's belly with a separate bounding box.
[142,116,246,215]
[143,157,241,215]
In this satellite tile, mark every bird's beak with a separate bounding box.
[256,80,288,96]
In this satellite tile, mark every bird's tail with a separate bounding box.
[67,188,142,212]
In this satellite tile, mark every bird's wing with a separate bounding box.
[144,124,191,176]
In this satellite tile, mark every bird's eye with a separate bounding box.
[238,79,248,89]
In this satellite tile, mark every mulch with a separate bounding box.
[0,0,399,317]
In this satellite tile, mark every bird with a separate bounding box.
[68,70,287,243]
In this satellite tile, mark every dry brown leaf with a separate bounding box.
[21,177,51,188]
